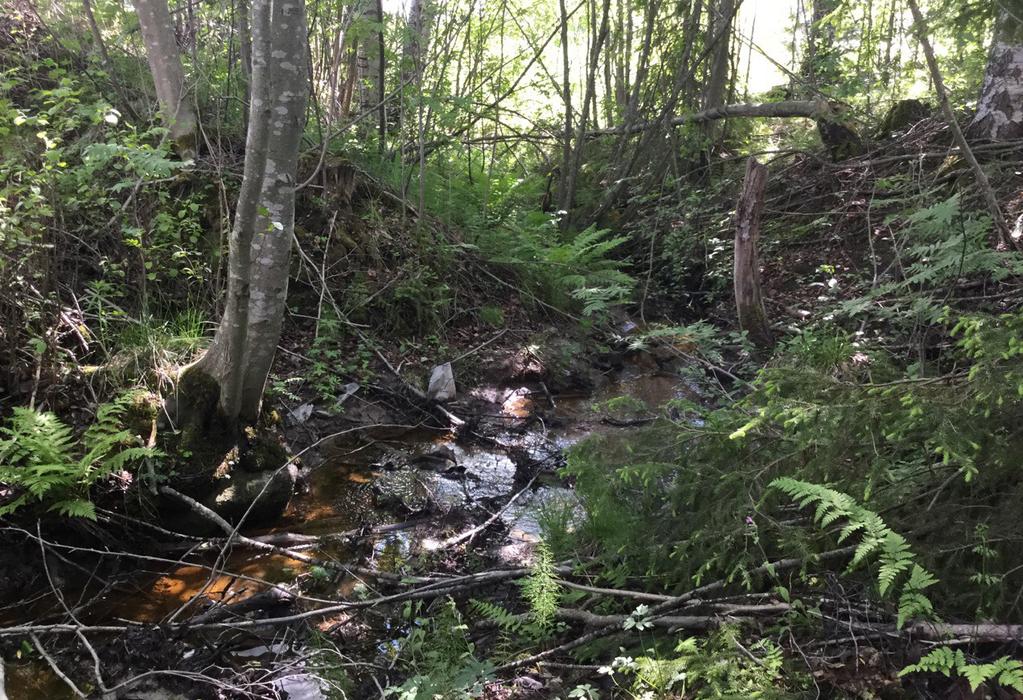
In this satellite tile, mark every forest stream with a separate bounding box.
[2,358,696,700]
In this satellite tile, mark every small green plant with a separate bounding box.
[520,540,561,631]
[387,599,493,699]
[599,628,788,698]
[900,648,1023,693]
[0,396,162,518]
[479,305,505,327]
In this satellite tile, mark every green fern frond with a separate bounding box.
[901,648,1023,693]
[771,478,937,627]
[469,600,524,634]
[0,398,160,520]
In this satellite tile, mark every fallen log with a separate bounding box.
[588,99,839,137]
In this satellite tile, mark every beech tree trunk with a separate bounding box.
[190,0,309,424]
[134,0,198,157]
[733,157,772,348]
[969,2,1023,141]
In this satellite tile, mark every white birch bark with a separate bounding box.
[970,3,1023,141]
[133,0,198,157]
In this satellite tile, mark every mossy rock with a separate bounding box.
[878,99,931,136]
[817,119,865,161]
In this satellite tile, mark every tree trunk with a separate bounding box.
[237,0,252,87]
[82,0,112,71]
[803,0,839,90]
[401,0,429,86]
[560,0,611,229]
[190,0,309,424]
[356,0,381,116]
[907,0,1009,245]
[702,0,735,146]
[969,2,1023,141]
[133,0,198,158]
[733,157,773,348]
[557,0,573,218]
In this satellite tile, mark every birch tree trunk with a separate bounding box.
[969,2,1023,141]
[134,0,198,157]
[187,0,309,424]
[237,0,309,417]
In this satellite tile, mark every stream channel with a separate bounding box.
[2,358,698,699]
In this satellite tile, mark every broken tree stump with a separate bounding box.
[733,157,773,348]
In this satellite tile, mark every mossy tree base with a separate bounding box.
[158,364,296,527]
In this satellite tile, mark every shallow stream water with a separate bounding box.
[2,361,694,699]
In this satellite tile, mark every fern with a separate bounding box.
[900,648,1023,693]
[770,478,937,627]
[474,221,634,317]
[520,540,561,630]
[0,396,161,519]
[469,600,525,635]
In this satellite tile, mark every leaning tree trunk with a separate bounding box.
[188,0,309,424]
[733,157,773,348]
[802,0,840,89]
[969,2,1023,141]
[133,0,198,157]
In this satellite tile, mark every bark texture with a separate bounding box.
[969,2,1023,141]
[401,0,429,86]
[133,0,198,157]
[192,0,309,423]
[733,157,772,348]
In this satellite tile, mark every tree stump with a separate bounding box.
[733,157,773,348]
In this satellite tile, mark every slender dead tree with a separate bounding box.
[560,0,612,228]
[133,0,198,157]
[82,0,112,70]
[185,0,309,424]
[907,0,1009,246]
[733,157,772,348]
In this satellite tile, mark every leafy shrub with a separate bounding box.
[387,599,493,699]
